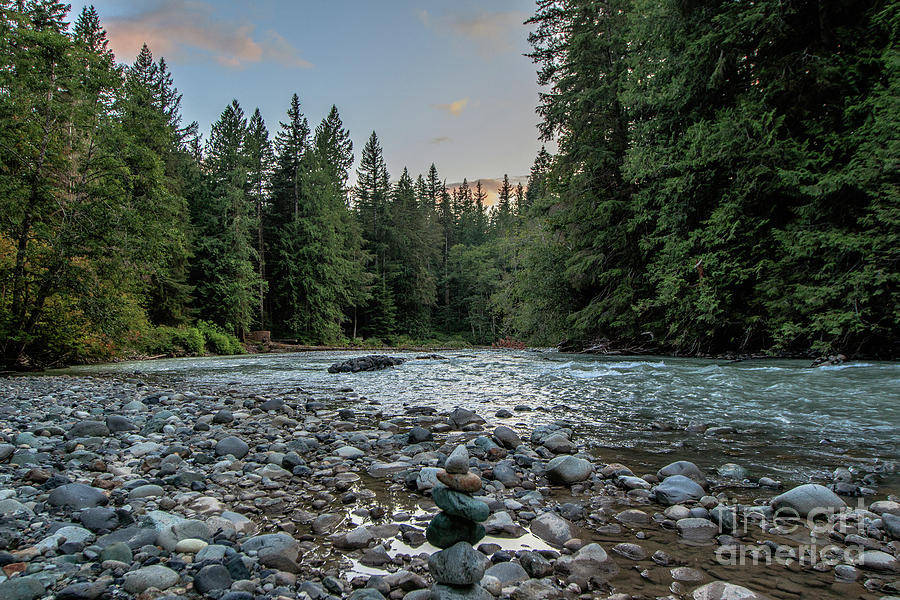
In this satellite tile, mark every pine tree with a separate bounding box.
[244,108,273,326]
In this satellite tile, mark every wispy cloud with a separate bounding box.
[434,97,469,116]
[430,136,452,145]
[418,9,526,54]
[106,0,313,69]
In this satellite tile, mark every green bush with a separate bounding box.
[138,325,204,356]
[197,321,244,355]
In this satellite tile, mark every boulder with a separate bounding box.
[771,484,846,518]
[428,541,488,585]
[48,483,108,510]
[691,581,771,600]
[555,543,619,582]
[657,460,707,486]
[653,475,705,505]
[546,455,592,485]
[530,512,577,547]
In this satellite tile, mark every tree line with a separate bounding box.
[2,0,896,367]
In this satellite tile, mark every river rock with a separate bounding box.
[408,426,433,443]
[328,355,405,373]
[546,455,592,484]
[653,475,705,505]
[56,581,109,600]
[612,542,647,560]
[870,500,900,516]
[530,511,577,547]
[215,435,249,459]
[332,525,375,549]
[194,564,233,594]
[519,551,553,578]
[48,483,108,509]
[448,408,485,429]
[658,460,707,486]
[511,579,559,600]
[437,469,482,493]
[99,541,132,563]
[717,463,748,480]
[855,550,899,573]
[0,576,46,600]
[484,561,529,586]
[445,445,471,474]
[432,484,490,521]
[691,581,771,599]
[676,518,719,541]
[555,542,619,582]
[312,513,344,534]
[771,484,846,518]
[65,420,109,439]
[493,425,522,449]
[79,507,118,531]
[241,533,300,570]
[122,565,179,593]
[882,512,900,539]
[105,414,137,432]
[431,584,493,600]
[483,511,527,537]
[491,460,520,486]
[157,518,210,551]
[428,541,488,585]
[426,512,486,548]
[541,432,576,454]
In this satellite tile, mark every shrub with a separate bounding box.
[197,321,244,355]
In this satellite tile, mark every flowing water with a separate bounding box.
[62,349,900,488]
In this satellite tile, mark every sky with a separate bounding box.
[69,0,548,201]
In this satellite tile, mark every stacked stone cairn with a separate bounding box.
[426,444,493,600]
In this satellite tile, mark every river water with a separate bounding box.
[62,350,900,488]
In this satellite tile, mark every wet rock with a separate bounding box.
[428,541,488,585]
[328,355,406,373]
[194,564,233,594]
[546,455,592,485]
[882,512,900,539]
[612,542,646,560]
[530,512,577,547]
[717,463,748,480]
[483,511,526,537]
[242,533,300,571]
[653,475,705,505]
[870,500,900,516]
[433,484,490,521]
[484,561,529,586]
[657,461,707,486]
[541,433,576,454]
[676,518,719,542]
[122,565,179,593]
[519,551,553,578]
[493,426,522,450]
[771,484,846,518]
[48,483,108,509]
[445,445,471,474]
[312,513,344,534]
[368,461,412,477]
[437,469,482,493]
[691,581,771,599]
[510,579,559,600]
[431,583,493,600]
[214,435,249,459]
[448,408,485,429]
[855,550,899,573]
[333,525,375,550]
[615,509,650,525]
[416,467,443,491]
[408,426,433,443]
[555,543,619,582]
[426,512,486,549]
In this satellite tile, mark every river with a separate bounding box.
[59,350,900,489]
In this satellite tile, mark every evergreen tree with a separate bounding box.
[244,108,273,326]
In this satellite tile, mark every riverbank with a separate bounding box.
[0,372,897,600]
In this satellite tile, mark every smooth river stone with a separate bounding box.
[427,541,488,585]
[445,445,470,474]
[426,512,486,549]
[432,484,490,522]
[436,469,482,493]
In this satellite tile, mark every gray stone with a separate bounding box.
[0,443,15,461]
[416,467,443,491]
[48,483,108,509]
[195,544,228,562]
[555,543,619,582]
[883,512,900,540]
[448,408,484,429]
[100,541,132,563]
[408,426,433,443]
[492,461,520,486]
[333,525,374,550]
[484,561,529,586]
[367,461,412,477]
[0,498,33,517]
[336,445,365,459]
[56,580,109,600]
[717,463,748,480]
[79,507,118,531]
[483,511,527,537]
[431,584,493,600]
[215,436,249,459]
[510,579,559,600]
[691,581,771,600]
[348,590,387,600]
[541,432,576,454]
[545,455,592,485]
[653,475,705,505]
[129,484,164,499]
[194,564,233,594]
[66,420,109,439]
[106,415,137,432]
[854,550,899,573]
[122,565,179,593]
[676,518,719,541]
[0,577,46,600]
[158,518,211,551]
[428,541,488,585]
[657,461,707,486]
[530,511,577,547]
[771,484,846,518]
[493,425,522,449]
[96,526,159,550]
[445,445,471,474]
[242,533,300,570]
[612,542,646,560]
[519,551,553,578]
[312,513,344,534]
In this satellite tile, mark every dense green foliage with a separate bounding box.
[1,1,896,367]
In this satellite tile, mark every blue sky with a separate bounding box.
[70,0,547,197]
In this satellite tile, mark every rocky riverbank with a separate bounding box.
[0,374,897,600]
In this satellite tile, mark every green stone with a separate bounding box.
[426,512,486,549]
[432,485,489,522]
[100,541,133,564]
